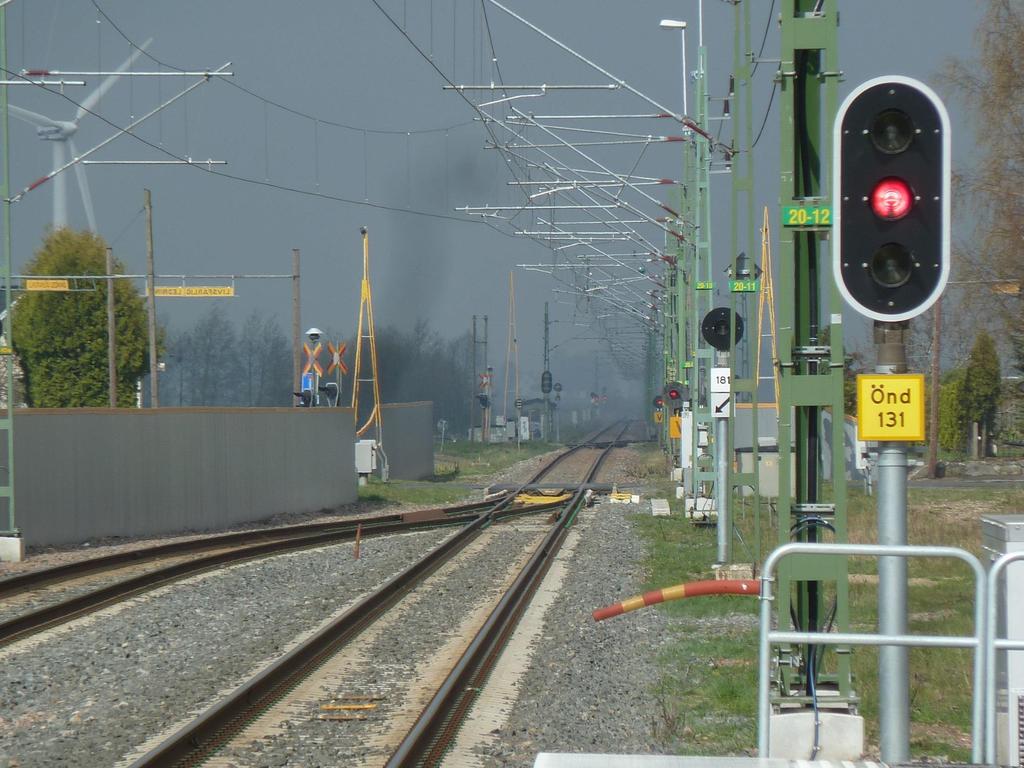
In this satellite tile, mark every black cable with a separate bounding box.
[750,0,777,78]
[750,81,776,149]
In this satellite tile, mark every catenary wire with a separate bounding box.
[0,65,492,227]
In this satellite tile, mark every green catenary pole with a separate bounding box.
[774,0,854,710]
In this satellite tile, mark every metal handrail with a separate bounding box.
[985,550,1024,764]
[757,542,986,763]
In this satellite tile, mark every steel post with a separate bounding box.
[715,349,730,563]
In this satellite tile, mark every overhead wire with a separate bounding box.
[87,0,475,136]
[0,64,491,226]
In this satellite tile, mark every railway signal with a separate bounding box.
[833,76,950,321]
[701,307,744,352]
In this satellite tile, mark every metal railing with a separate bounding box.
[756,542,987,764]
[985,550,1024,765]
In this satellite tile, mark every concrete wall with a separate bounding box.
[13,407,357,547]
[380,401,434,480]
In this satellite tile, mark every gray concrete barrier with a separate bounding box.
[380,401,434,480]
[13,407,357,548]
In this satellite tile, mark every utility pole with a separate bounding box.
[726,0,763,566]
[0,4,18,555]
[144,189,158,407]
[543,301,551,440]
[106,247,117,407]
[292,248,301,393]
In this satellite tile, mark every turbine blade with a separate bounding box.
[69,139,97,232]
[8,104,62,129]
[75,37,153,122]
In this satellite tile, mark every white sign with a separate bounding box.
[519,416,531,440]
[710,367,731,393]
[678,411,693,469]
[711,391,731,418]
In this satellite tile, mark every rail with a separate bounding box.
[386,422,630,765]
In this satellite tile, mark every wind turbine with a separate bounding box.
[9,40,152,232]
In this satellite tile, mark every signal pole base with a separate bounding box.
[768,711,864,760]
[0,534,24,562]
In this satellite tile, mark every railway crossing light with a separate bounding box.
[833,76,950,322]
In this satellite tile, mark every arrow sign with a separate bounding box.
[711,392,730,418]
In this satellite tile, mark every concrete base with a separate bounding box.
[535,755,880,768]
[768,711,864,760]
[0,535,24,562]
[714,562,755,580]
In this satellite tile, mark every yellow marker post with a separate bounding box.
[856,374,925,442]
[668,415,681,439]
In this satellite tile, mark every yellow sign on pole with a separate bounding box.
[669,415,681,438]
[25,278,70,292]
[856,374,926,442]
[152,286,235,297]
[654,410,664,424]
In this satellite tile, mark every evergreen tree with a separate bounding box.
[13,228,150,407]
[962,330,1002,449]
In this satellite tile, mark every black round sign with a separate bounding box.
[541,370,553,394]
[701,307,744,351]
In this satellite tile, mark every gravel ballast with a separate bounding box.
[473,499,673,765]
[0,529,451,768]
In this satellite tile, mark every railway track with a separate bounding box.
[122,420,636,767]
[0,504,494,648]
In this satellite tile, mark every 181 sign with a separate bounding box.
[856,374,925,441]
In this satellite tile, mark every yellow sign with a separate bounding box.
[25,278,70,291]
[669,415,682,438]
[153,285,235,297]
[654,410,664,424]
[856,374,925,442]
[0,346,12,355]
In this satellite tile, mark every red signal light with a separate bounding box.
[870,177,913,220]
[667,388,681,401]
[653,395,664,408]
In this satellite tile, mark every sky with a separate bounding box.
[0,1,985,410]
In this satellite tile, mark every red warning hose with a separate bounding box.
[592,579,759,622]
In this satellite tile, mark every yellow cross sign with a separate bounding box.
[856,374,925,442]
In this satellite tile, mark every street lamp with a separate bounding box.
[659,19,688,117]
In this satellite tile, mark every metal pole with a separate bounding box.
[144,189,158,408]
[471,315,477,441]
[680,28,688,118]
[715,349,730,564]
[927,297,941,477]
[0,4,16,537]
[292,248,301,392]
[875,320,910,763]
[106,247,117,407]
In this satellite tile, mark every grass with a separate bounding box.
[628,442,1024,760]
[434,440,557,481]
[357,440,560,507]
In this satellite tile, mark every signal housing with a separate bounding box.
[833,76,950,322]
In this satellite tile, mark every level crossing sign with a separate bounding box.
[327,341,348,376]
[303,342,323,377]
